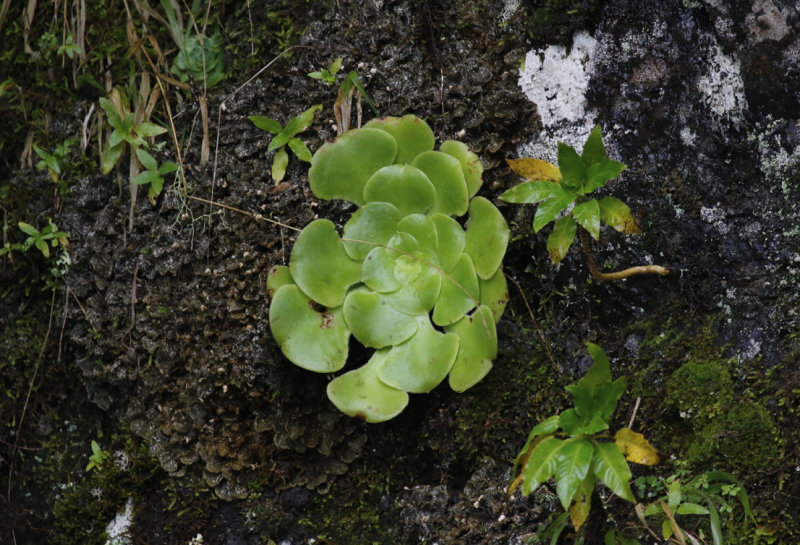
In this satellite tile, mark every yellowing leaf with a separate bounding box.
[506,158,561,182]
[569,472,595,530]
[614,428,664,466]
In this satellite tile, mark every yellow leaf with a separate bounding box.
[506,158,561,182]
[614,428,664,466]
[569,473,595,530]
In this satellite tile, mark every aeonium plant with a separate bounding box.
[267,115,510,422]
[500,126,669,282]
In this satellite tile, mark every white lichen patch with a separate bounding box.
[700,204,730,234]
[104,497,133,545]
[498,0,520,23]
[746,0,791,44]
[696,41,747,122]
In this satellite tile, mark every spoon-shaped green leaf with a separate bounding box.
[308,128,397,205]
[289,219,361,308]
[446,305,497,392]
[362,165,437,216]
[269,284,350,373]
[411,151,469,216]
[361,232,421,293]
[464,197,510,280]
[364,114,435,165]
[440,140,483,198]
[431,213,466,273]
[343,287,418,348]
[342,202,402,260]
[396,214,438,254]
[378,316,459,393]
[383,248,442,316]
[478,267,509,324]
[266,265,294,301]
[432,253,479,326]
[326,350,409,423]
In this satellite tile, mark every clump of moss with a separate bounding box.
[665,359,735,420]
[687,402,781,472]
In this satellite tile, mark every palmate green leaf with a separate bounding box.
[598,196,642,234]
[581,125,606,167]
[522,436,565,496]
[272,148,289,182]
[500,179,562,204]
[554,438,595,510]
[557,142,586,192]
[591,441,634,502]
[547,215,576,265]
[572,199,600,240]
[268,104,322,151]
[533,188,575,232]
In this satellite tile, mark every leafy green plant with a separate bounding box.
[33,138,77,183]
[632,467,752,545]
[160,0,225,88]
[85,440,110,473]
[133,148,179,205]
[509,343,662,535]
[268,114,509,422]
[500,126,669,281]
[309,57,343,85]
[1,219,70,260]
[249,105,322,184]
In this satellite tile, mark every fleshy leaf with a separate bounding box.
[431,214,465,272]
[522,436,565,495]
[500,179,562,204]
[572,199,601,240]
[269,284,349,373]
[557,142,586,191]
[378,316,459,393]
[440,140,483,197]
[362,164,437,216]
[343,288,418,348]
[266,265,294,300]
[432,253,479,326]
[555,439,595,510]
[326,350,409,423]
[446,305,497,392]
[506,157,561,182]
[364,114,435,164]
[547,215,577,265]
[478,267,508,324]
[614,428,664,466]
[361,232,421,293]
[342,202,402,260]
[289,219,361,308]
[591,442,635,502]
[532,188,575,232]
[598,196,642,234]
[411,151,469,216]
[383,248,442,316]
[308,128,397,205]
[396,214,438,254]
[464,197,509,280]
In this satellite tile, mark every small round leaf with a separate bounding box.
[363,165,436,216]
[440,140,483,198]
[446,305,497,392]
[411,151,469,216]
[342,202,402,260]
[432,253,479,326]
[361,233,421,293]
[431,213,466,273]
[266,265,294,301]
[478,267,509,324]
[364,114,435,164]
[464,197,510,280]
[343,288,418,348]
[396,214,438,254]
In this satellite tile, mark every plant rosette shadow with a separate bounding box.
[267,114,510,423]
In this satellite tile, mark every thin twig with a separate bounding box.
[627,396,641,429]
[578,226,670,282]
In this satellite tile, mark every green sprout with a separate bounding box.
[132,148,179,205]
[85,440,110,473]
[308,57,343,85]
[268,115,509,422]
[249,104,322,184]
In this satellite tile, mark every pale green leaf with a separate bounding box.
[249,115,283,134]
[431,213,466,273]
[364,114,434,164]
[135,147,158,172]
[598,196,642,234]
[268,104,322,151]
[432,253,479,326]
[343,288,418,348]
[522,437,565,495]
[445,305,497,392]
[440,140,483,197]
[136,121,167,138]
[342,202,401,260]
[272,148,289,182]
[363,164,437,216]
[464,196,509,280]
[412,150,469,216]
[288,137,313,162]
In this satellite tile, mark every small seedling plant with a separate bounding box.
[500,126,669,281]
[85,440,110,473]
[308,57,343,85]
[249,104,322,184]
[509,343,662,537]
[268,114,510,422]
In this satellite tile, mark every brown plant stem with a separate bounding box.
[577,226,670,282]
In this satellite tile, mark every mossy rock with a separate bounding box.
[665,359,734,420]
[687,402,781,472]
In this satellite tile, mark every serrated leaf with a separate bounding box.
[557,142,586,191]
[506,157,561,182]
[532,189,575,232]
[555,439,595,510]
[581,125,606,167]
[272,148,289,182]
[591,442,634,502]
[572,199,600,240]
[249,115,283,134]
[500,179,562,204]
[547,215,576,265]
[598,196,642,234]
[614,428,664,466]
